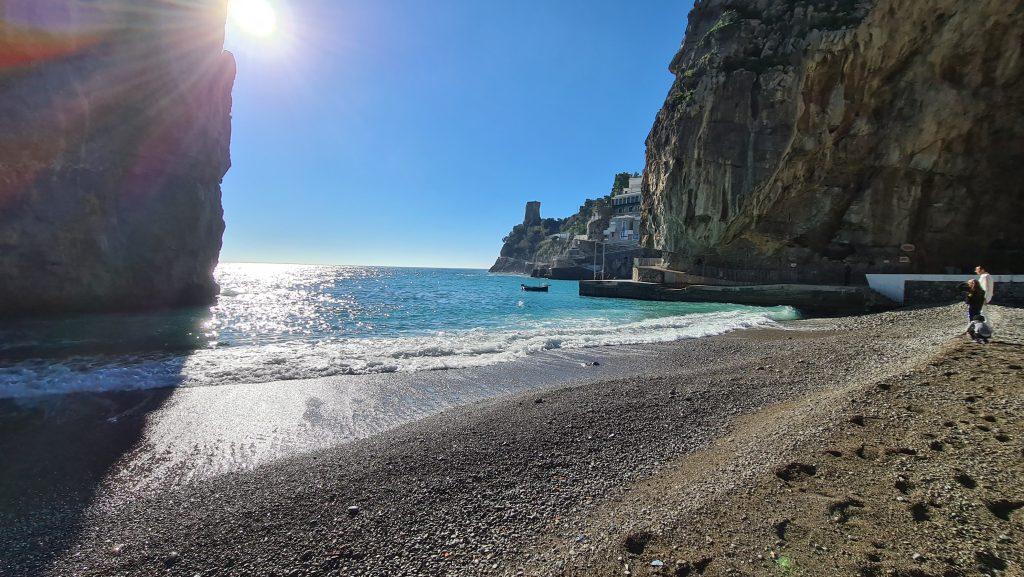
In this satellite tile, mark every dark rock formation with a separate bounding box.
[488,256,537,276]
[642,0,1024,283]
[0,1,235,315]
[489,202,565,274]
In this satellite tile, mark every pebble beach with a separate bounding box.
[2,304,1021,576]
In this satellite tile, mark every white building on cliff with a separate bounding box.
[604,175,642,243]
[611,175,642,215]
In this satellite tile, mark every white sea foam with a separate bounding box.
[0,308,795,398]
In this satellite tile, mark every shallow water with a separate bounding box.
[0,264,797,398]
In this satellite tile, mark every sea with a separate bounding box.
[0,264,799,399]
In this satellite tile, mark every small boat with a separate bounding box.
[521,283,549,292]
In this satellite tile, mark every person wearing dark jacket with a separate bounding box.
[964,279,986,324]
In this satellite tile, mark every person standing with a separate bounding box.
[976,265,994,308]
[965,279,986,324]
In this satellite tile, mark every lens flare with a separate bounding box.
[229,0,278,38]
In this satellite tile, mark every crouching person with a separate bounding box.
[967,315,993,344]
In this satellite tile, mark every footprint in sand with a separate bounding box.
[894,477,914,494]
[675,557,712,575]
[984,499,1024,521]
[908,501,931,522]
[885,446,919,457]
[828,497,864,524]
[855,444,881,460]
[775,462,817,483]
[773,518,790,540]
[976,549,1008,572]
[621,530,653,555]
[954,472,977,489]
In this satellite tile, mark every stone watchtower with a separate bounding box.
[523,201,542,227]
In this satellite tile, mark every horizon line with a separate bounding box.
[220,260,491,271]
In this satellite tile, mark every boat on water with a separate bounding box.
[521,283,549,292]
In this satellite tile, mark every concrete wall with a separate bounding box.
[905,280,1024,306]
[632,266,757,287]
[866,274,1024,304]
[579,281,883,313]
[633,266,664,283]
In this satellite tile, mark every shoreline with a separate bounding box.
[0,326,798,494]
[0,291,794,399]
[1,305,1018,576]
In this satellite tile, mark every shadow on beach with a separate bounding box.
[0,388,175,575]
[0,309,209,576]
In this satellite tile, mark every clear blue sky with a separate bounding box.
[221,0,691,268]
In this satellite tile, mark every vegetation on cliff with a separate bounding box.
[499,220,565,263]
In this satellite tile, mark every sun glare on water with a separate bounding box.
[229,0,278,38]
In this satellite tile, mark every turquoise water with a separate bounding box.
[0,264,798,398]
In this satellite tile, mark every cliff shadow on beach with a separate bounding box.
[0,309,210,576]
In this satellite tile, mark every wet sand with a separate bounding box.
[1,342,789,494]
[2,305,1016,576]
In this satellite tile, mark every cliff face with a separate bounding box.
[643,0,1024,282]
[0,1,235,315]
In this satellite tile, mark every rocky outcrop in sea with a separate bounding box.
[642,0,1024,282]
[0,1,235,315]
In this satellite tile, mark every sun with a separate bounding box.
[229,0,278,38]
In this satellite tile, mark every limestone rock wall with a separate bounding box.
[0,1,235,315]
[643,0,1024,283]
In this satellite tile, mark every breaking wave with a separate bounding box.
[0,307,794,399]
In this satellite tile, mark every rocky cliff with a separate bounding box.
[489,202,565,274]
[0,1,235,315]
[642,0,1024,283]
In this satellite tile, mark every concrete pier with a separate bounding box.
[579,280,893,314]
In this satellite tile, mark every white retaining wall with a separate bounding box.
[866,274,1024,304]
